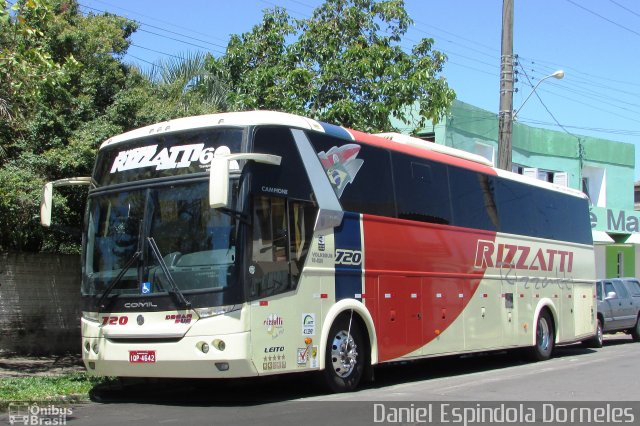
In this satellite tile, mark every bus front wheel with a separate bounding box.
[322,315,366,393]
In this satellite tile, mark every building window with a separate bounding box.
[582,177,591,204]
[474,142,495,165]
[617,252,624,278]
[582,166,606,207]
[522,168,568,187]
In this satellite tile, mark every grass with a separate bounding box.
[0,373,111,412]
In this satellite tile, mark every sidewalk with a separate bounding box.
[0,354,85,378]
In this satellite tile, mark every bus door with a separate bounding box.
[247,194,318,374]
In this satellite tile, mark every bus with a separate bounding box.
[41,110,596,392]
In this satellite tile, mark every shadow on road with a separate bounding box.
[88,340,616,407]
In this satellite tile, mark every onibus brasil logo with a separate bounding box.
[8,402,72,425]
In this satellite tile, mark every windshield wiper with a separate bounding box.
[146,237,192,310]
[95,250,141,312]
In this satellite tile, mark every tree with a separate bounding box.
[145,51,229,117]
[0,0,138,252]
[219,0,455,133]
[0,1,236,252]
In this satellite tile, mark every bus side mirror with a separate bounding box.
[40,177,92,227]
[209,153,281,209]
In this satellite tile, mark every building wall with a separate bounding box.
[0,252,81,355]
[440,101,634,210]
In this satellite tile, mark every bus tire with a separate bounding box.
[584,317,603,348]
[322,315,366,393]
[630,316,640,342]
[529,310,554,361]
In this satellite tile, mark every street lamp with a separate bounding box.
[497,69,564,171]
[513,70,564,119]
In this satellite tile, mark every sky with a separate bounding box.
[79,0,640,179]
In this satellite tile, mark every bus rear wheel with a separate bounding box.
[583,317,603,348]
[529,310,554,361]
[322,315,366,393]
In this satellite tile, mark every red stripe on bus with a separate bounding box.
[362,214,496,362]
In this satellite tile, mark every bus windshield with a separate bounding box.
[83,181,238,299]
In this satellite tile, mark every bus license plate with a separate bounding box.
[129,350,156,363]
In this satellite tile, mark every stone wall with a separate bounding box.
[0,252,81,355]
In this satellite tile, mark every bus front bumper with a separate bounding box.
[82,332,257,378]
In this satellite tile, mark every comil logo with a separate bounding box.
[8,402,72,425]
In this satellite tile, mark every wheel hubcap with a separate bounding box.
[331,330,358,378]
[597,323,603,343]
[538,317,550,351]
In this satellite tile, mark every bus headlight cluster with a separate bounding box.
[197,340,225,353]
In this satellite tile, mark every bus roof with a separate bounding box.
[99,110,588,200]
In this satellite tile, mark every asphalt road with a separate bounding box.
[3,334,639,426]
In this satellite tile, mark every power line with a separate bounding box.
[87,0,229,44]
[126,54,157,69]
[518,63,578,138]
[79,3,226,55]
[516,59,640,119]
[446,61,497,77]
[518,54,640,89]
[565,0,640,38]
[137,28,225,54]
[608,0,640,20]
[412,18,499,55]
[129,43,184,60]
[517,117,640,137]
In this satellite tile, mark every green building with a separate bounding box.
[396,100,637,279]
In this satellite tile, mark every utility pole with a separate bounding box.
[497,0,514,171]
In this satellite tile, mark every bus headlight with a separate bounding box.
[195,305,241,318]
[213,339,226,351]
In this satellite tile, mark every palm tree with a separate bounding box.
[146,51,229,115]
